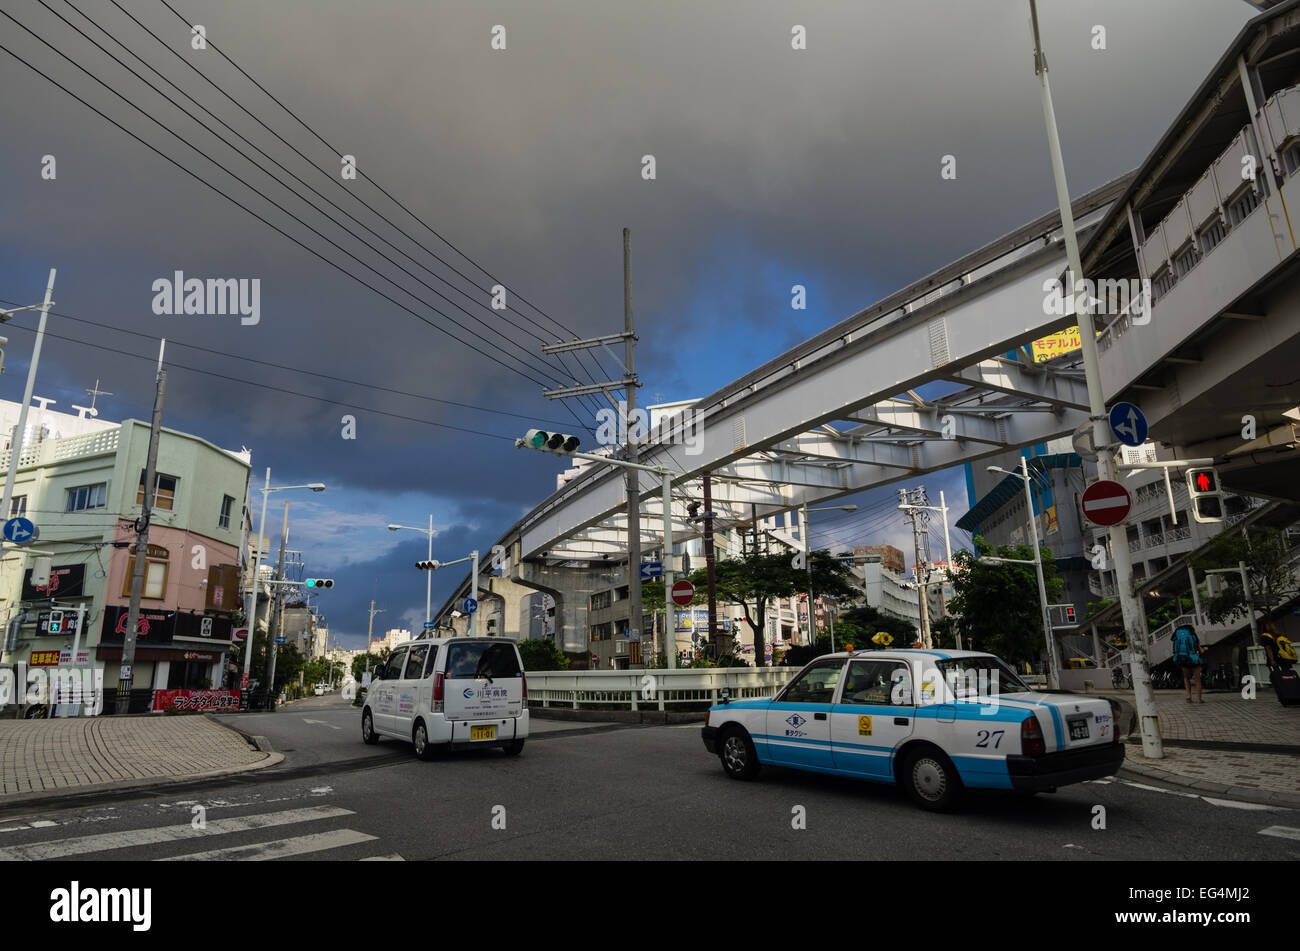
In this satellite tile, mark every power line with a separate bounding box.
[0,298,581,430]
[126,0,619,416]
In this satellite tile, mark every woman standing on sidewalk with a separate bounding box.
[1172,624,1205,704]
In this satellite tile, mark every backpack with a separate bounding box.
[1278,636,1298,665]
[1171,627,1201,665]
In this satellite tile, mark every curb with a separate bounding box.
[530,707,705,725]
[0,717,284,812]
[1118,758,1300,809]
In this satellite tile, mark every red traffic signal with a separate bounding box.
[1185,467,1224,524]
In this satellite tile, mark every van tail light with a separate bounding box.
[521,671,528,703]
[705,709,711,728]
[1107,699,1122,744]
[433,672,444,713]
[1021,715,1046,756]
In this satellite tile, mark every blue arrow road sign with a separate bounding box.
[639,560,663,581]
[423,621,437,629]
[2,517,35,544]
[275,635,287,644]
[1108,401,1148,447]
[463,598,478,614]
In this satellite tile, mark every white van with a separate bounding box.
[361,636,529,759]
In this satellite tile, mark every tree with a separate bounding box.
[643,550,858,666]
[353,649,386,682]
[517,638,570,671]
[946,536,1064,667]
[839,604,917,648]
[1195,527,1300,626]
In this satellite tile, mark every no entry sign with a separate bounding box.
[1082,480,1132,526]
[671,580,696,606]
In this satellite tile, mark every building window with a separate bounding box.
[65,483,107,512]
[1172,241,1200,279]
[122,544,170,599]
[1197,217,1228,256]
[615,585,629,601]
[137,471,178,511]
[9,495,26,517]
[219,494,235,529]
[1226,186,1261,227]
[590,591,612,611]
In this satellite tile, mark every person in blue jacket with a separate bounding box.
[1171,624,1205,704]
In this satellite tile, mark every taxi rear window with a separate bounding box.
[936,656,1029,696]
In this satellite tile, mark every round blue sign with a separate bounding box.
[463,598,478,614]
[1108,401,1148,447]
[3,516,36,544]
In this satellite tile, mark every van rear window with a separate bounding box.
[445,642,522,679]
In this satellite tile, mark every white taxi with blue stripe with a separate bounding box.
[701,649,1124,811]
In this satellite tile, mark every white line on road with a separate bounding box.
[0,806,353,861]
[1200,797,1285,811]
[1259,825,1300,841]
[159,828,376,861]
[360,852,405,861]
[302,719,342,730]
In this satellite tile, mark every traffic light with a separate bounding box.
[1186,467,1225,523]
[304,578,334,589]
[519,429,580,454]
[47,610,63,634]
[415,560,441,571]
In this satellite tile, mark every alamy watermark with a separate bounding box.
[594,400,703,456]
[151,271,260,325]
[0,664,103,714]
[1042,276,1151,325]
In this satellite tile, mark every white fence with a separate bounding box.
[526,667,797,711]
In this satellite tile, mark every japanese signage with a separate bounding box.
[151,689,241,712]
[29,650,61,667]
[22,563,86,601]
[99,606,177,646]
[1030,326,1103,363]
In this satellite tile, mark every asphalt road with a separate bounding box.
[0,704,1296,860]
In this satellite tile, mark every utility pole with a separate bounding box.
[799,504,813,647]
[262,500,289,709]
[0,268,57,575]
[1028,0,1161,757]
[364,599,385,678]
[702,472,718,657]
[622,229,644,665]
[116,341,165,714]
[900,487,932,649]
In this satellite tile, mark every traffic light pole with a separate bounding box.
[1029,0,1161,756]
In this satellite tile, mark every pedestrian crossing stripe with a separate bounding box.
[158,828,377,861]
[0,806,353,861]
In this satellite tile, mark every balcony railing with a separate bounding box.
[0,428,119,474]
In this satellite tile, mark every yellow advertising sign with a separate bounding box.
[858,715,872,736]
[1031,326,1081,362]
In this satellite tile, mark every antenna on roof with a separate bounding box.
[84,379,112,414]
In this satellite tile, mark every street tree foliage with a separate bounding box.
[947,536,1064,666]
[1194,527,1300,625]
[647,551,858,667]
[839,604,918,648]
[517,638,570,671]
[352,649,386,682]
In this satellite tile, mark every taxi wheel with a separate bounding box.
[719,728,761,780]
[901,748,962,812]
[413,720,437,761]
[503,739,525,756]
[361,710,379,745]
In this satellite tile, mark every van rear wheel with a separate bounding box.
[503,739,525,756]
[413,720,437,761]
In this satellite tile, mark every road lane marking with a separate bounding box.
[360,853,405,861]
[1259,825,1300,841]
[159,828,376,861]
[302,719,342,730]
[0,806,353,861]
[1200,797,1285,811]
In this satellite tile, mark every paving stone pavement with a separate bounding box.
[0,716,272,798]
[1088,687,1300,806]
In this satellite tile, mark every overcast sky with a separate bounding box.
[0,0,1257,644]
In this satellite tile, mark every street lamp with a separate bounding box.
[388,515,438,628]
[240,471,325,704]
[800,504,857,649]
[984,459,1060,689]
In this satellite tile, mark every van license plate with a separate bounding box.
[471,725,496,740]
[1068,718,1090,740]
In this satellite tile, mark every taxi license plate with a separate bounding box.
[1068,718,1090,740]
[471,725,496,741]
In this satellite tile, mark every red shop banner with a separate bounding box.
[152,689,242,712]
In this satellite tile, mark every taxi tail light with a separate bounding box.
[1021,715,1046,756]
[433,672,444,713]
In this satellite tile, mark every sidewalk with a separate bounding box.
[0,715,280,804]
[1088,687,1300,806]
